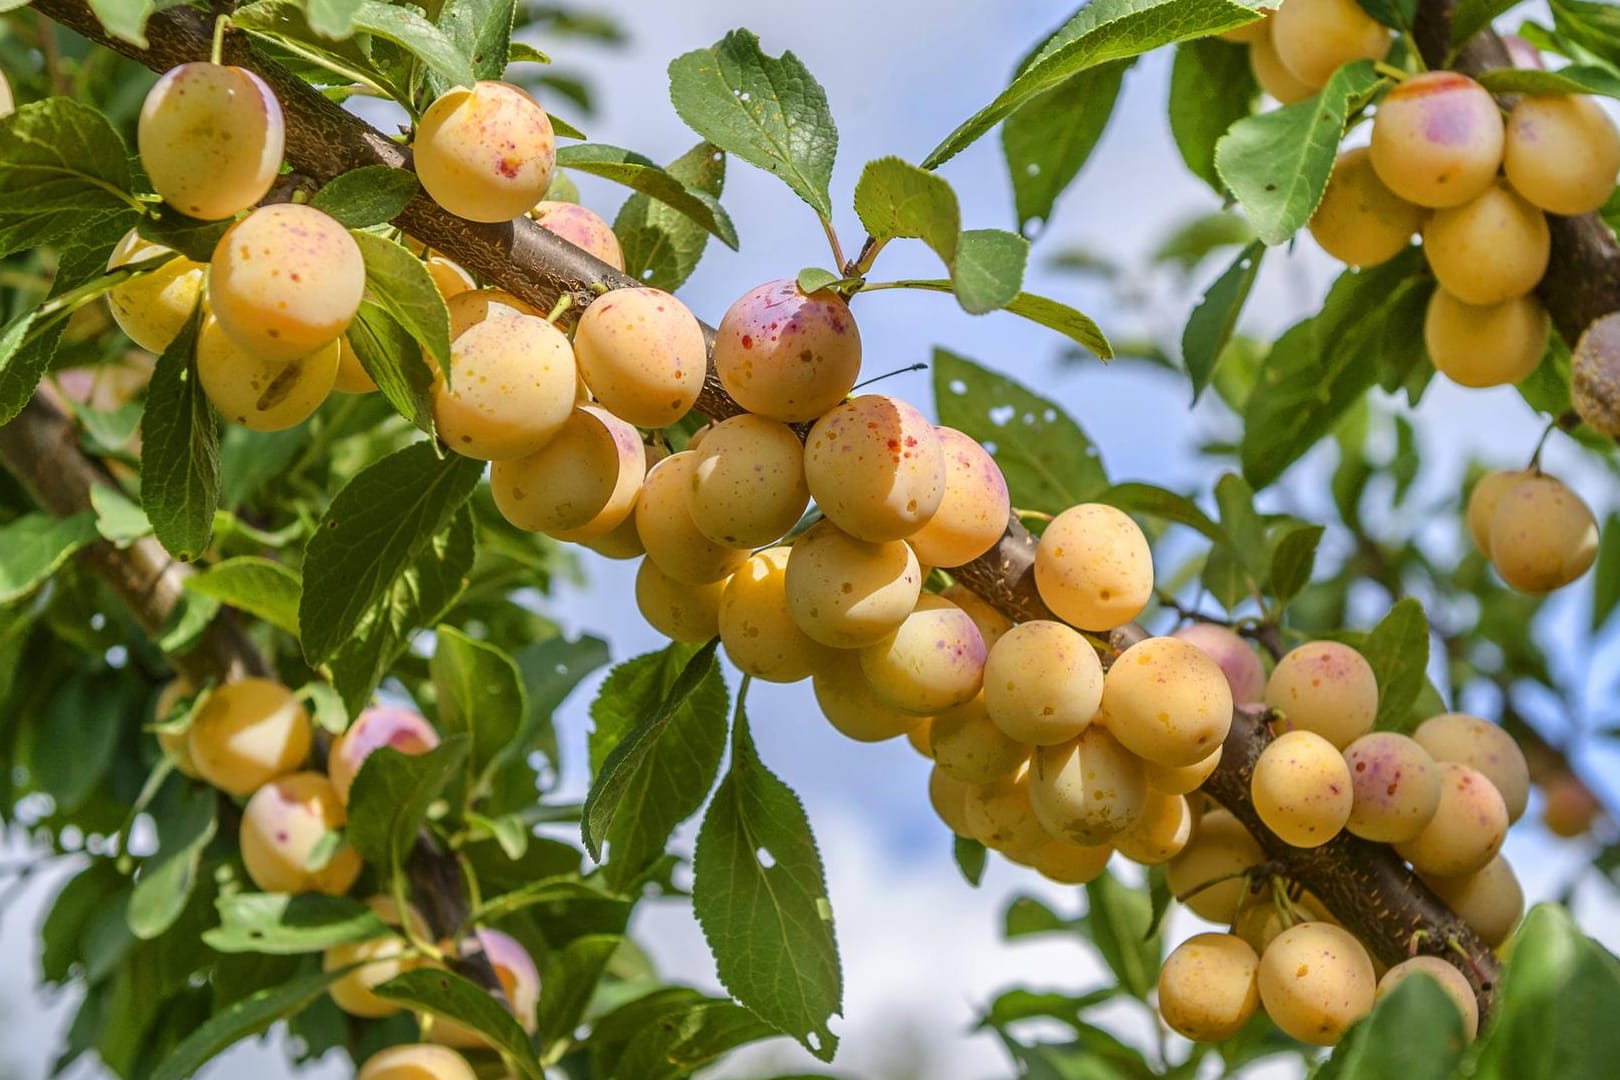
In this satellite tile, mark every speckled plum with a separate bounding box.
[1165,809,1264,922]
[964,763,1051,861]
[1251,730,1353,848]
[983,620,1102,746]
[1033,503,1153,631]
[530,200,624,269]
[1412,712,1530,821]
[859,594,986,714]
[783,521,921,648]
[433,313,577,461]
[1264,641,1378,749]
[573,287,706,428]
[634,557,725,643]
[1101,636,1234,768]
[413,81,555,223]
[1342,731,1441,842]
[636,451,750,585]
[196,316,339,431]
[1115,788,1193,864]
[712,279,862,423]
[1486,474,1599,595]
[929,693,1028,784]
[139,62,284,220]
[492,406,644,539]
[906,427,1011,567]
[719,547,831,683]
[1258,922,1375,1046]
[239,771,362,895]
[1171,622,1267,705]
[1029,726,1148,846]
[804,394,946,543]
[813,648,924,743]
[1158,933,1260,1042]
[688,413,810,547]
[1393,762,1509,876]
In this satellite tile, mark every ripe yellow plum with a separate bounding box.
[446,288,541,340]
[929,693,1028,784]
[1572,312,1620,437]
[1264,640,1378,749]
[138,62,284,220]
[719,547,830,683]
[635,558,725,643]
[1424,289,1549,389]
[434,313,576,460]
[712,280,862,423]
[1271,0,1390,89]
[906,718,934,759]
[0,69,12,117]
[1422,182,1550,305]
[1031,837,1113,885]
[334,339,379,394]
[1028,726,1148,845]
[813,648,922,743]
[905,427,1010,567]
[1342,731,1442,842]
[325,929,416,1018]
[328,706,441,805]
[239,771,362,895]
[783,521,921,648]
[105,230,205,353]
[804,395,946,543]
[928,765,976,836]
[1171,622,1267,704]
[1412,712,1530,821]
[1309,148,1426,267]
[1145,746,1223,796]
[636,451,750,585]
[1115,789,1193,865]
[1377,956,1479,1040]
[1541,771,1601,838]
[1504,95,1620,215]
[964,764,1051,861]
[1370,72,1504,209]
[413,81,556,223]
[530,200,624,269]
[1250,34,1316,104]
[573,287,706,428]
[491,406,643,539]
[1101,636,1234,767]
[1487,473,1599,593]
[1166,809,1264,923]
[688,414,810,547]
[1251,730,1353,848]
[357,1045,476,1080]
[208,204,365,362]
[1465,469,1532,557]
[859,594,986,714]
[1033,503,1153,631]
[1257,922,1376,1046]
[983,620,1103,746]
[187,678,311,796]
[196,317,340,431]
[940,584,1014,651]
[1394,762,1508,877]
[424,255,475,301]
[1158,933,1261,1042]
[1419,854,1523,946]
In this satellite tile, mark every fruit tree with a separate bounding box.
[3,0,1620,1077]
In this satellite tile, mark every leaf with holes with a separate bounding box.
[1004,62,1128,232]
[203,894,387,955]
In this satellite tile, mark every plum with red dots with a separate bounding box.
[712,280,863,423]
[858,593,988,714]
[530,200,624,270]
[906,426,1011,568]
[413,81,556,223]
[138,62,285,220]
[803,394,946,543]
[1341,731,1442,842]
[1171,622,1267,704]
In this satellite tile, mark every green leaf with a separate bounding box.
[0,310,50,428]
[352,231,452,380]
[1214,473,1268,581]
[1170,39,1256,196]
[490,634,610,812]
[127,783,216,940]
[667,29,837,217]
[150,966,357,1080]
[934,348,1108,513]
[137,207,231,264]
[90,486,151,545]
[1478,63,1620,98]
[853,156,961,265]
[435,0,514,83]
[612,999,780,1079]
[310,167,420,228]
[300,680,350,735]
[204,894,388,954]
[140,308,219,560]
[351,1,474,90]
[797,267,840,293]
[535,933,623,1056]
[0,99,134,259]
[1452,0,1521,43]
[1591,512,1620,632]
[1101,483,1225,542]
[346,299,438,435]
[693,699,841,1059]
[1182,240,1264,401]
[374,968,543,1079]
[953,228,1029,314]
[1363,598,1430,731]
[32,672,128,812]
[299,441,484,665]
[85,0,159,46]
[0,511,99,605]
[1354,0,1418,29]
[346,736,471,873]
[1215,61,1384,244]
[184,557,301,636]
[1003,62,1128,232]
[615,141,728,292]
[304,0,364,37]
[555,143,737,247]
[922,0,1267,169]
[1083,870,1160,1001]
[431,624,527,780]
[581,642,727,873]
[954,835,988,886]
[1317,971,1464,1079]
[1269,523,1324,606]
[876,282,1111,357]
[1550,0,1620,69]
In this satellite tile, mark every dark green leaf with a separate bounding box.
[310,167,420,228]
[374,968,543,1079]
[203,894,388,954]
[435,0,514,83]
[0,511,99,605]
[150,966,357,1080]
[0,99,134,259]
[612,999,780,1079]
[1005,62,1128,232]
[852,156,960,265]
[1101,483,1225,542]
[667,30,837,216]
[1083,870,1160,1001]
[136,207,231,264]
[345,298,438,435]
[1354,0,1418,30]
[1550,0,1620,69]
[346,736,471,872]
[615,141,727,292]
[351,1,474,90]
[139,308,218,560]
[1214,472,1268,580]
[127,783,216,939]
[431,624,527,780]
[953,228,1029,314]
[1592,512,1620,632]
[1317,970,1463,1079]
[954,834,988,886]
[352,231,452,380]
[0,310,54,429]
[1452,0,1519,41]
[1364,598,1430,731]
[183,557,301,636]
[535,933,622,1055]
[1269,524,1324,606]
[1169,39,1256,195]
[556,143,737,247]
[1182,240,1264,401]
[694,700,842,1059]
[1478,63,1620,98]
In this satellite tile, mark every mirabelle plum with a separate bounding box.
[138,62,284,220]
[1115,789,1193,865]
[432,928,540,1047]
[1504,95,1620,215]
[196,317,340,431]
[712,280,862,423]
[1488,474,1599,594]
[1394,762,1508,877]
[1250,34,1316,104]
[187,678,311,796]
[325,930,416,1018]
[783,521,921,648]
[1422,182,1550,305]
[1309,148,1426,267]
[964,763,1050,861]
[424,255,475,301]
[357,1044,476,1080]
[1101,636,1234,767]
[636,451,750,585]
[153,679,200,779]
[1418,854,1523,945]
[1034,503,1153,631]
[491,406,643,539]
[1377,956,1479,1040]
[929,765,976,836]
[1412,712,1530,821]
[804,395,946,543]
[1251,730,1353,848]
[1171,623,1267,704]
[1166,809,1264,923]
[905,427,1010,568]
[1028,726,1148,845]
[1465,469,1533,557]
[433,313,577,460]
[983,620,1102,746]
[813,648,923,743]
[413,81,556,223]
[906,718,935,759]
[1158,933,1261,1042]
[1369,72,1503,209]
[333,339,379,394]
[1541,771,1601,838]
[940,584,1015,651]
[105,230,205,353]
[718,547,830,683]
[688,414,810,547]
[1031,837,1114,885]
[1264,641,1378,748]
[859,594,986,714]
[1270,0,1390,89]
[530,200,624,269]
[1145,746,1223,796]
[573,287,706,427]
[328,706,441,805]
[446,288,541,340]
[583,443,664,560]
[1424,289,1549,389]
[635,557,726,643]
[239,771,362,895]
[929,693,1028,785]
[1258,922,1376,1046]
[1342,731,1442,842]
[1573,311,1620,437]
